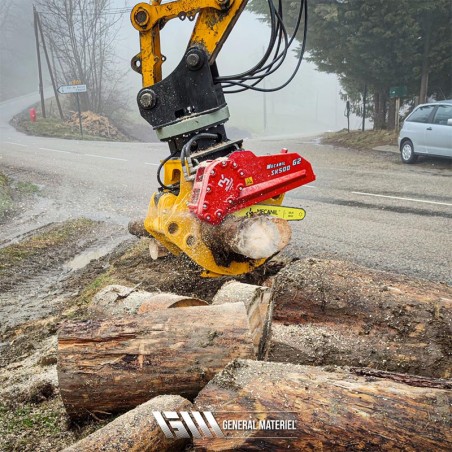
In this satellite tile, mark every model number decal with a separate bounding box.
[267,157,301,176]
[271,165,291,176]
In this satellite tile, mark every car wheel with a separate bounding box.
[400,139,418,164]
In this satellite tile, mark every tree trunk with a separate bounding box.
[419,21,432,103]
[269,259,452,378]
[58,302,263,419]
[63,395,192,452]
[387,97,395,130]
[373,89,388,129]
[194,359,452,451]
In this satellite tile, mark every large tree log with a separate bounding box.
[212,281,273,359]
[58,303,260,419]
[270,259,452,378]
[194,359,452,451]
[63,395,192,452]
[88,285,207,318]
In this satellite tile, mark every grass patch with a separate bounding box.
[16,181,40,194]
[0,173,13,219]
[322,130,398,150]
[0,399,110,451]
[15,117,110,141]
[0,218,96,272]
[75,272,116,307]
[0,404,60,435]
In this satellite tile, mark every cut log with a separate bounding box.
[194,359,452,451]
[148,237,170,260]
[88,285,157,317]
[88,285,207,318]
[63,395,192,452]
[201,215,291,260]
[58,303,259,419]
[270,259,452,378]
[212,281,272,359]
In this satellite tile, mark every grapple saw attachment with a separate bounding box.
[188,149,315,225]
[129,0,315,276]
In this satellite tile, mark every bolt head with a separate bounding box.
[186,53,201,67]
[139,89,156,109]
[135,9,148,26]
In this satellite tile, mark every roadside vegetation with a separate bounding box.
[0,172,40,222]
[322,130,398,151]
[0,173,13,220]
[11,103,132,142]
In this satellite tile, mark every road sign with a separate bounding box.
[57,84,87,94]
[389,86,407,98]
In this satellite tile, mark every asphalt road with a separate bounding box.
[1,93,451,283]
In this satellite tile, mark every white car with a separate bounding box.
[398,100,452,163]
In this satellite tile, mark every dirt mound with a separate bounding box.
[66,111,128,140]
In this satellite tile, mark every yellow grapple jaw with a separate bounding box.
[144,159,268,277]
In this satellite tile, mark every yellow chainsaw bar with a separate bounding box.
[234,205,306,221]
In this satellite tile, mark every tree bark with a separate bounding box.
[194,359,452,451]
[58,303,260,419]
[387,97,395,130]
[419,21,432,103]
[269,259,452,378]
[63,395,192,452]
[373,89,388,129]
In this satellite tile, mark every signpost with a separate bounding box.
[389,86,407,131]
[57,83,87,139]
[57,84,87,94]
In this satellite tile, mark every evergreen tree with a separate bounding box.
[250,0,452,129]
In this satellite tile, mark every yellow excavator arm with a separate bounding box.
[131,0,248,86]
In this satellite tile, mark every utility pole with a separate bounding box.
[33,5,45,118]
[37,12,64,120]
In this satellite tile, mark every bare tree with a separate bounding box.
[0,0,38,101]
[36,0,128,116]
[0,0,14,49]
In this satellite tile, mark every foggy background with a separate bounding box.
[0,0,359,138]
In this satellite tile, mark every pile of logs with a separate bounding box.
[58,275,452,451]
